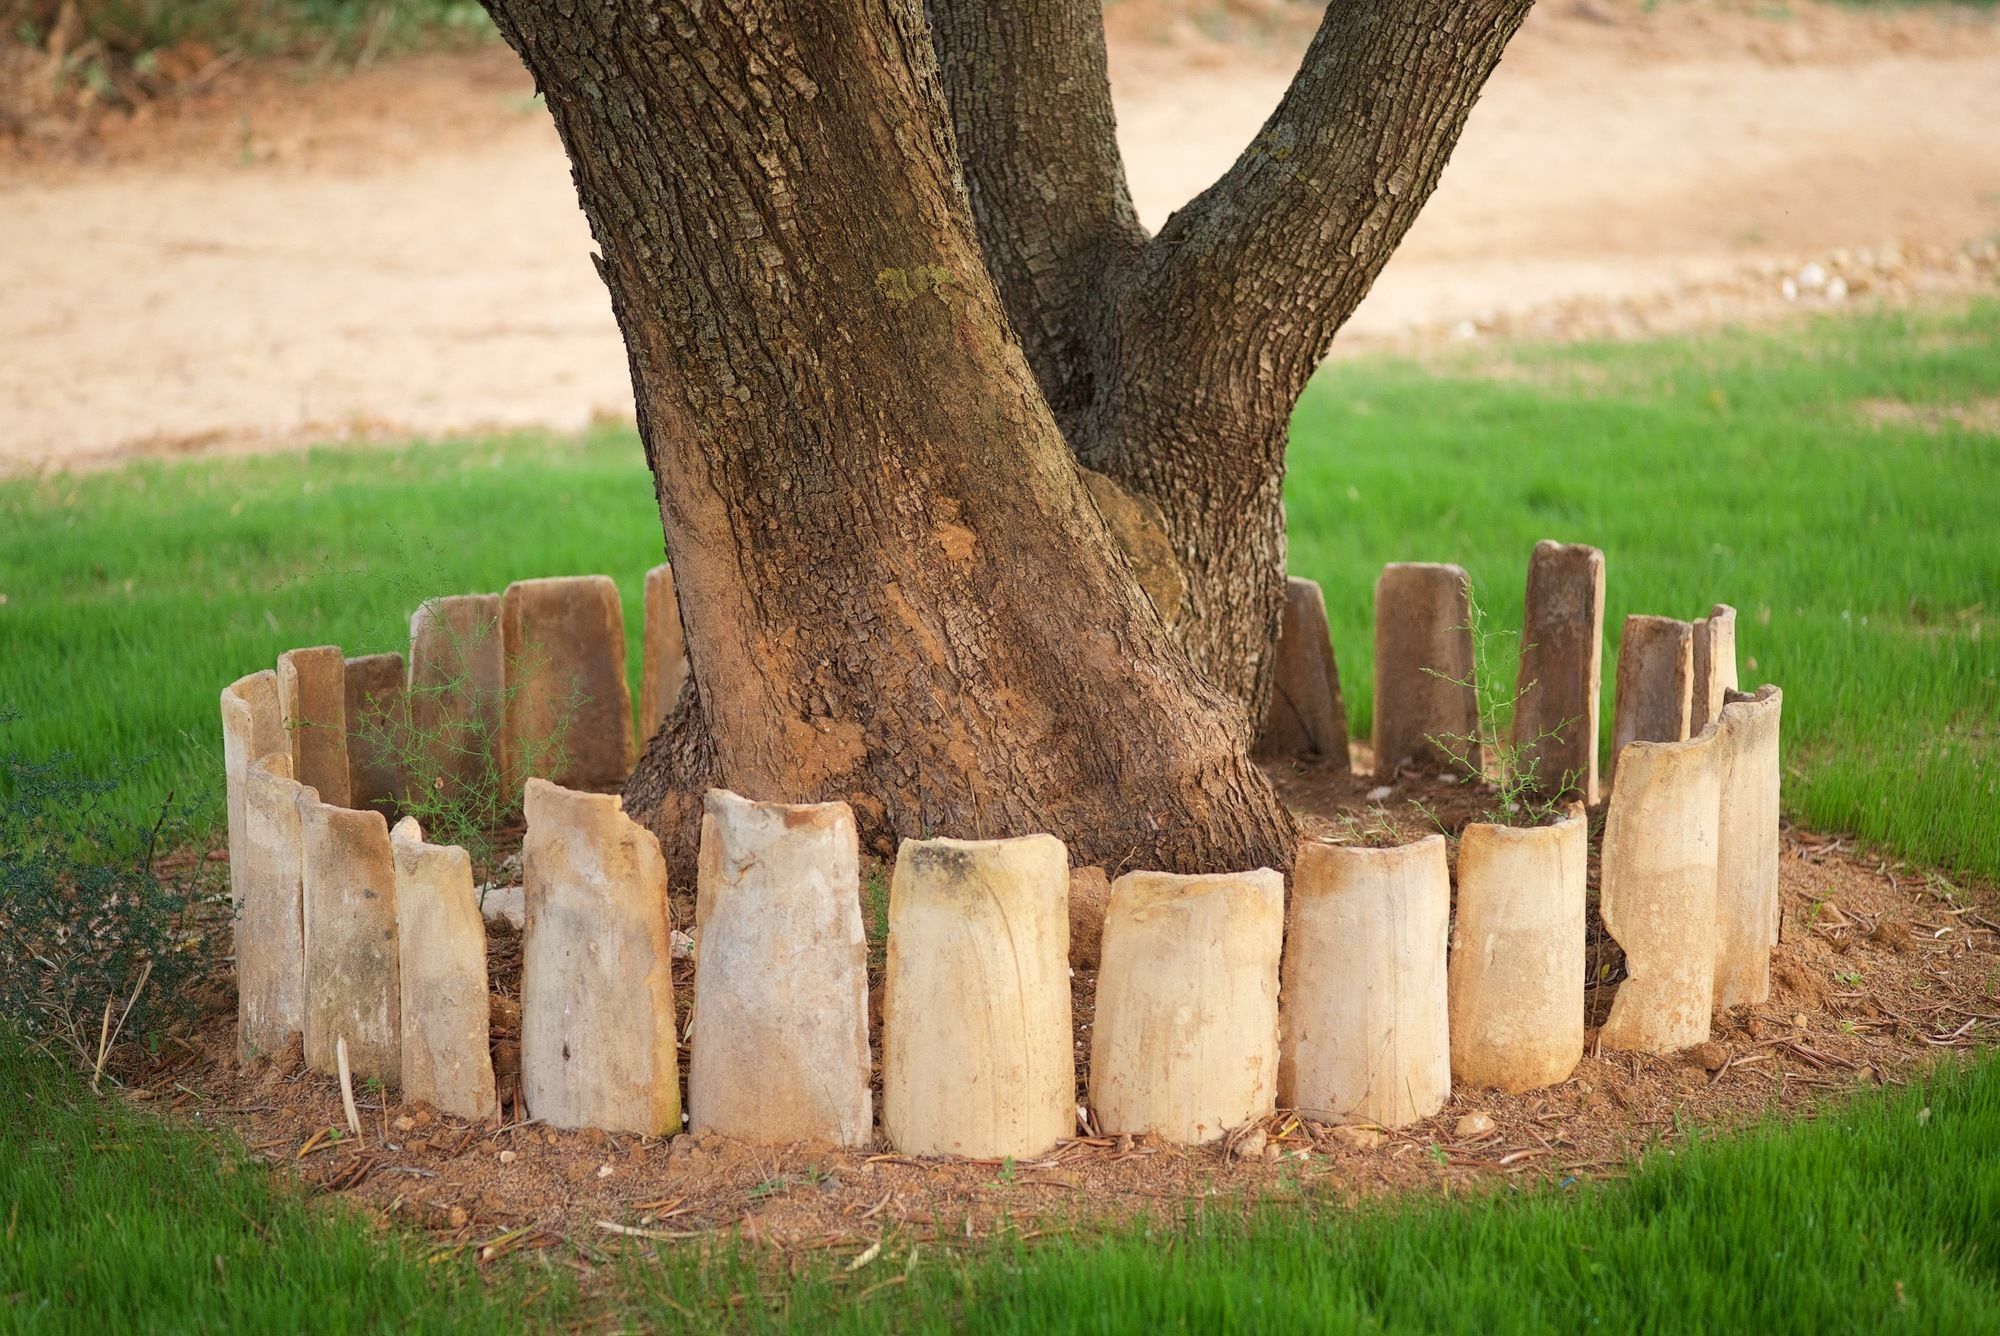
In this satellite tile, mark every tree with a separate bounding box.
[478,0,1530,876]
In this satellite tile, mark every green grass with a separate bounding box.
[4,301,1996,878]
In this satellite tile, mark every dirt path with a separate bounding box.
[3,0,1998,473]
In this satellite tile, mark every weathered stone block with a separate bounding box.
[1449,810,1588,1093]
[344,652,407,816]
[1372,563,1478,779]
[882,834,1073,1158]
[502,576,634,792]
[1089,869,1284,1143]
[1715,685,1783,1010]
[237,753,311,1063]
[689,789,870,1145]
[221,669,286,909]
[1255,576,1351,770]
[520,779,678,1135]
[278,646,351,809]
[639,563,689,747]
[1599,726,1724,1054]
[392,817,498,1122]
[1512,541,1604,804]
[1691,604,1740,735]
[1280,835,1451,1127]
[408,594,505,803]
[1609,614,1693,786]
[299,793,399,1083]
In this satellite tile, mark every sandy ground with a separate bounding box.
[3,0,1999,473]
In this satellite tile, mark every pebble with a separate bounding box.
[497,1149,517,1164]
[1328,1124,1388,1150]
[1366,785,1394,801]
[1234,1128,1268,1160]
[1454,1111,1497,1140]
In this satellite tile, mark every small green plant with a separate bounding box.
[995,1156,1017,1186]
[1319,803,1412,849]
[1423,586,1582,827]
[0,710,219,1081]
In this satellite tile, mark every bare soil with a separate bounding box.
[4,0,1999,474]
[132,761,2000,1271]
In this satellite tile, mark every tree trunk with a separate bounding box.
[481,0,1293,877]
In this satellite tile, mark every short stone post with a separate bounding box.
[1714,685,1783,1009]
[408,594,506,802]
[1449,810,1587,1093]
[501,576,635,792]
[1254,576,1351,771]
[1089,869,1284,1143]
[221,669,285,909]
[237,754,311,1063]
[299,793,400,1084]
[1511,541,1604,804]
[689,790,871,1145]
[1372,563,1478,779]
[882,834,1073,1159]
[1690,604,1740,735]
[392,818,498,1122]
[1599,726,1724,1053]
[1609,614,1693,785]
[344,652,407,816]
[278,646,351,808]
[1280,835,1451,1127]
[639,563,689,747]
[520,779,678,1135]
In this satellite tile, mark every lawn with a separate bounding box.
[3,301,1996,877]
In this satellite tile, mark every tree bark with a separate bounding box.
[481,0,1293,877]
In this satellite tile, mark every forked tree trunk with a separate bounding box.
[482,0,1293,874]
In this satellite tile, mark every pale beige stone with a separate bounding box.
[278,645,351,808]
[1068,866,1111,970]
[392,817,498,1122]
[1691,604,1740,735]
[520,778,678,1135]
[689,789,870,1145]
[1089,868,1284,1143]
[1280,835,1451,1127]
[1372,563,1478,779]
[408,594,505,803]
[221,669,285,909]
[1449,810,1588,1093]
[1714,685,1783,1010]
[1599,726,1724,1054]
[1609,614,1693,786]
[638,563,689,746]
[502,576,635,792]
[237,753,311,1062]
[344,652,407,816]
[1512,541,1605,804]
[1255,576,1351,771]
[1080,467,1186,627]
[882,834,1073,1158]
[299,792,399,1083]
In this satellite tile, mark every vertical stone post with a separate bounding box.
[1254,577,1351,771]
[344,652,407,816]
[237,754,312,1063]
[882,834,1073,1158]
[392,818,498,1122]
[221,669,285,909]
[407,594,505,803]
[689,790,871,1145]
[1609,614,1693,786]
[1512,541,1605,804]
[639,563,689,747]
[520,779,678,1135]
[1449,810,1587,1093]
[1280,835,1451,1127]
[1372,563,1478,780]
[501,576,635,792]
[1714,685,1783,1009]
[1690,604,1740,735]
[1599,726,1724,1053]
[1089,869,1284,1142]
[278,646,351,808]
[299,793,400,1084]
